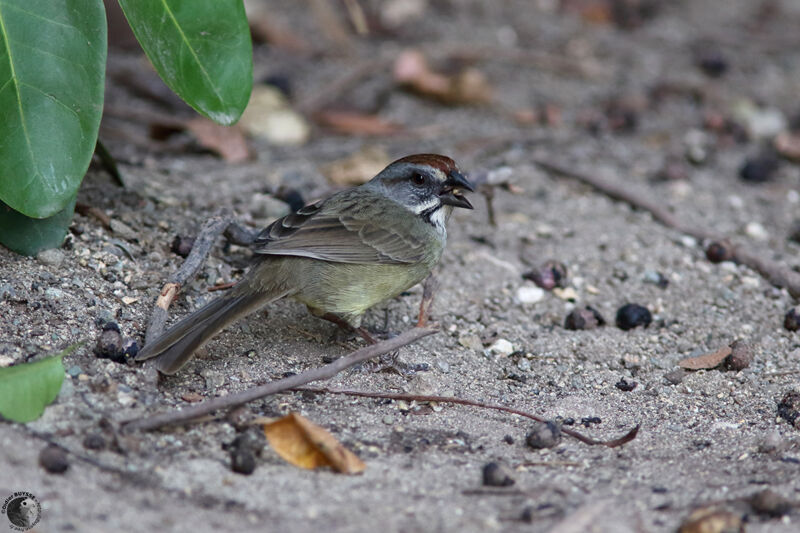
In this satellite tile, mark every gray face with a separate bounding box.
[368,161,449,214]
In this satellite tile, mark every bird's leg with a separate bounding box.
[318,312,378,345]
[416,274,440,327]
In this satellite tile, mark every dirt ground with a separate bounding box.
[2,1,800,531]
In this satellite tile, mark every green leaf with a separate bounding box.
[0,0,107,218]
[0,344,78,423]
[0,194,75,255]
[118,0,252,125]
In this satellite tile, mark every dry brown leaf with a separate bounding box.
[678,345,732,370]
[393,49,492,105]
[321,145,391,186]
[263,412,366,474]
[185,119,250,163]
[315,110,404,136]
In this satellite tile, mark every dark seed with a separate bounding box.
[39,444,69,474]
[789,220,800,244]
[94,322,125,362]
[482,462,515,487]
[83,433,106,451]
[230,447,256,475]
[262,74,292,98]
[777,391,800,429]
[784,307,800,331]
[706,241,734,263]
[277,188,305,213]
[525,421,561,449]
[749,489,793,517]
[740,154,779,183]
[615,378,638,391]
[725,340,753,370]
[564,306,606,330]
[696,49,728,78]
[523,260,568,291]
[502,435,514,445]
[615,304,652,330]
[170,235,195,258]
[581,417,602,427]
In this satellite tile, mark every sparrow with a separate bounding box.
[135,154,474,374]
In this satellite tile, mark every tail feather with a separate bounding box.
[136,291,275,375]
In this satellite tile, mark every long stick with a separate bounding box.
[121,328,437,432]
[535,158,800,298]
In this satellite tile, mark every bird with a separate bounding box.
[135,153,474,374]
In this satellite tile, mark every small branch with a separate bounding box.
[534,158,800,299]
[121,328,437,432]
[296,387,640,448]
[145,209,236,343]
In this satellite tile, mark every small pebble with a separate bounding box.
[516,286,544,304]
[83,433,106,451]
[757,430,784,454]
[724,340,753,370]
[36,248,65,267]
[749,489,793,517]
[705,241,734,263]
[39,444,69,474]
[744,221,769,241]
[110,219,138,241]
[679,506,742,533]
[66,365,83,378]
[382,415,395,425]
[502,435,514,445]
[784,307,800,331]
[663,369,686,385]
[170,235,195,258]
[615,304,652,330]
[488,339,515,356]
[226,406,255,431]
[564,306,606,330]
[522,260,567,291]
[695,48,728,78]
[230,447,256,475]
[615,378,638,391]
[482,462,515,487]
[642,271,669,289]
[525,421,561,449]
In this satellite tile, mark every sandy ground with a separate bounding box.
[2,1,800,531]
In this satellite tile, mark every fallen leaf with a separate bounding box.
[678,345,732,370]
[393,49,492,105]
[263,412,366,474]
[185,118,250,163]
[239,85,310,146]
[315,110,404,136]
[321,145,391,186]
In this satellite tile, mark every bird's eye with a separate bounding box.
[411,173,426,186]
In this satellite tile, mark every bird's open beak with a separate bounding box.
[439,170,475,209]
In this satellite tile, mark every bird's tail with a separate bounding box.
[135,288,284,375]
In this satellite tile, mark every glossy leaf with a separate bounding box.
[0,344,78,423]
[0,0,107,218]
[118,0,252,125]
[0,195,75,255]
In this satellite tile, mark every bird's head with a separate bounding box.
[368,154,475,218]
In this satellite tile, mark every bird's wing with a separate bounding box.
[252,195,426,264]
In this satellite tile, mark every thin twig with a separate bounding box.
[145,209,235,343]
[121,328,437,432]
[417,274,439,327]
[534,158,800,299]
[296,387,640,448]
